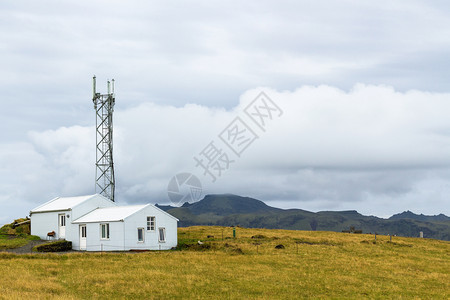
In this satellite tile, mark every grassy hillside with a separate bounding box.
[0,218,40,250]
[161,194,450,241]
[0,234,40,250]
[0,226,448,299]
[0,218,31,235]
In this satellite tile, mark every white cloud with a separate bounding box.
[1,84,450,224]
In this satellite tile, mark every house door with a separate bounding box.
[79,225,87,251]
[58,214,66,239]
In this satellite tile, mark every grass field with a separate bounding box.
[0,226,448,299]
[0,234,40,250]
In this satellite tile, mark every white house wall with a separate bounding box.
[70,194,116,220]
[80,221,124,251]
[123,206,177,250]
[30,211,64,240]
[30,195,115,243]
[70,196,116,250]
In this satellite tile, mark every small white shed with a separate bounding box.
[30,194,178,251]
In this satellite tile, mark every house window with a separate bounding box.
[60,214,66,227]
[137,228,144,242]
[100,223,110,240]
[147,216,155,231]
[81,226,87,238]
[158,227,166,243]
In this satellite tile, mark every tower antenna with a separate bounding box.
[92,76,115,202]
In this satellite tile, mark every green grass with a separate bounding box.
[0,234,40,250]
[0,226,448,299]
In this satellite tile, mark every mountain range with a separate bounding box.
[156,194,450,241]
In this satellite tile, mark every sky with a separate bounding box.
[1,0,450,224]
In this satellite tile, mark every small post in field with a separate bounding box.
[254,242,261,254]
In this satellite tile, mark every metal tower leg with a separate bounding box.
[92,76,115,202]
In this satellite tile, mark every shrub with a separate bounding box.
[0,224,14,235]
[223,243,244,255]
[33,240,72,252]
[175,242,212,251]
[251,234,267,239]
[232,247,244,254]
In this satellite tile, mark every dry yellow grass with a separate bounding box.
[0,226,448,299]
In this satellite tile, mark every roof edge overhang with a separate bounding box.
[72,219,124,224]
[30,208,71,215]
[29,196,60,213]
[119,204,179,222]
[70,194,98,210]
[30,194,105,215]
[149,204,179,221]
[121,204,151,222]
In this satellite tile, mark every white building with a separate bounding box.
[30,194,178,251]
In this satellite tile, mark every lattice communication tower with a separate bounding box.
[92,76,115,202]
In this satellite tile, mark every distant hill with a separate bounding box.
[389,210,450,222]
[156,194,450,241]
[179,194,281,215]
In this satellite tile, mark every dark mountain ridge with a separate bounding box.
[389,210,450,222]
[156,194,450,241]
[178,194,281,215]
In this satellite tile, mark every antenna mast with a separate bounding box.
[92,76,116,202]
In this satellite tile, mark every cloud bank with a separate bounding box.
[2,84,450,223]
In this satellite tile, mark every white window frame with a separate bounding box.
[100,223,110,240]
[137,227,145,243]
[158,227,166,243]
[147,216,155,231]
